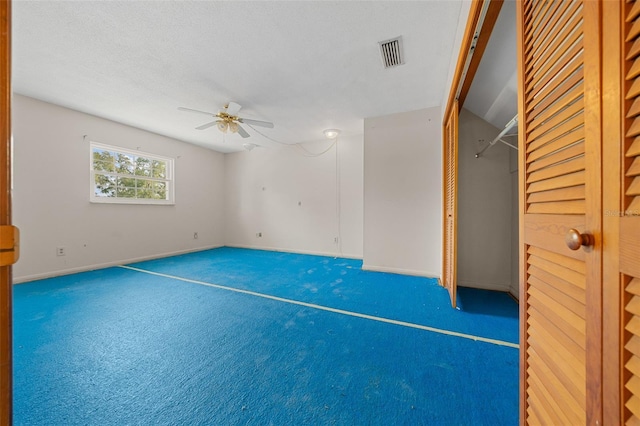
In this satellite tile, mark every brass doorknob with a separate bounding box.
[565,228,594,250]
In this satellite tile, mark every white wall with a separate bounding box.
[224,135,363,258]
[510,145,520,299]
[457,108,514,292]
[14,97,448,281]
[12,95,225,282]
[363,107,442,277]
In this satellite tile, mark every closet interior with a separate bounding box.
[455,0,519,301]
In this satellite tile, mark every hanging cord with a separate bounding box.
[335,136,342,255]
[247,122,342,253]
[246,123,337,158]
[294,139,337,157]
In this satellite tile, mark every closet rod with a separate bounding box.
[475,114,518,158]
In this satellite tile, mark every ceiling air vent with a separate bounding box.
[379,36,404,68]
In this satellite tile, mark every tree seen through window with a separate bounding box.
[91,144,172,203]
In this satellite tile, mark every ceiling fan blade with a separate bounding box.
[178,106,217,116]
[195,121,218,130]
[238,118,274,128]
[237,124,250,138]
[225,101,242,116]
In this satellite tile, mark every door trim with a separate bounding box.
[0,0,12,422]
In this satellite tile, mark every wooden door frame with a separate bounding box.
[515,4,526,422]
[441,0,504,126]
[601,0,621,419]
[576,1,605,423]
[602,1,626,424]
[583,2,605,423]
[0,1,12,423]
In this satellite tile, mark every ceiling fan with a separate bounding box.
[178,102,274,139]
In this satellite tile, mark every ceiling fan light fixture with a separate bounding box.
[217,121,229,133]
[229,121,239,133]
[323,129,341,139]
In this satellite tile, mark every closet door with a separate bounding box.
[442,100,458,308]
[618,0,640,423]
[517,0,602,424]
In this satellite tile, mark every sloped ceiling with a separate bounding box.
[464,0,517,131]
[13,1,467,153]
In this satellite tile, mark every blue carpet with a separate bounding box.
[130,247,519,344]
[13,248,519,425]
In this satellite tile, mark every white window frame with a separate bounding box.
[90,142,175,205]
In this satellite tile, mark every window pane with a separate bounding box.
[116,153,135,175]
[94,174,116,197]
[135,179,155,199]
[92,149,116,172]
[135,157,152,177]
[94,160,115,172]
[152,160,166,178]
[154,182,167,199]
[116,177,136,198]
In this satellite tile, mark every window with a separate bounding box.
[90,142,174,204]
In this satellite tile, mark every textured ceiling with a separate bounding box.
[13,1,466,153]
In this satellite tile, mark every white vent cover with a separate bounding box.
[379,36,404,68]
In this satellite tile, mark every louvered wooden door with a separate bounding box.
[619,0,640,423]
[517,0,602,424]
[442,101,458,308]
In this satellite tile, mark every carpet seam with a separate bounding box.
[118,265,519,349]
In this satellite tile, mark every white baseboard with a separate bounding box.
[361,264,439,278]
[508,288,520,301]
[224,243,363,260]
[457,279,511,293]
[13,244,224,284]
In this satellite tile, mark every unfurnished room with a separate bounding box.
[7,1,521,424]
[5,0,635,425]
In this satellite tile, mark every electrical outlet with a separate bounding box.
[193,232,198,239]
[56,246,66,256]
